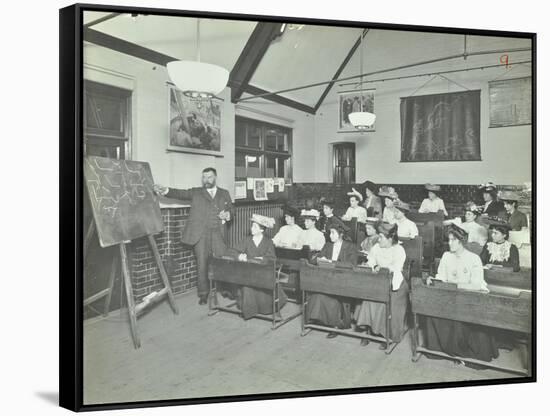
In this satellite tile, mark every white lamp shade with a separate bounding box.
[167,61,229,97]
[348,111,376,128]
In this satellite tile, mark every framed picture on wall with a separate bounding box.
[167,85,223,156]
[338,89,375,132]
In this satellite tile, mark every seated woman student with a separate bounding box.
[359,180,382,219]
[378,186,399,224]
[320,198,345,242]
[480,219,520,272]
[354,222,408,347]
[478,182,505,218]
[299,209,326,252]
[424,224,499,365]
[499,190,528,231]
[228,214,287,319]
[393,200,419,239]
[342,189,368,223]
[418,183,448,216]
[460,203,488,247]
[360,218,380,256]
[307,223,358,338]
[272,206,303,249]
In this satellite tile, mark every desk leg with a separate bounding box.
[208,281,219,316]
[120,243,140,349]
[301,291,312,337]
[411,313,421,362]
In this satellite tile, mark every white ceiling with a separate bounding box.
[83,11,532,110]
[84,12,257,73]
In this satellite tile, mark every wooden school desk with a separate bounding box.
[300,261,400,354]
[208,256,301,329]
[409,277,532,375]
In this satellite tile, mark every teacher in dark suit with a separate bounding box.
[154,167,233,305]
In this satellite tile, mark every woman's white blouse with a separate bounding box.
[367,243,406,291]
[419,197,448,216]
[300,227,326,251]
[342,206,368,223]
[436,250,488,292]
[382,207,397,224]
[460,221,488,246]
[396,218,419,239]
[272,224,303,248]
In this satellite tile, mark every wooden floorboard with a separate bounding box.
[83,291,523,405]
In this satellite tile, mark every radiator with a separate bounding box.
[228,203,285,247]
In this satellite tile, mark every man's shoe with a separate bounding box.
[198,296,208,305]
[326,332,338,339]
[360,338,370,347]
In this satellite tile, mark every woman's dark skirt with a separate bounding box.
[239,286,288,320]
[306,293,351,329]
[424,317,500,362]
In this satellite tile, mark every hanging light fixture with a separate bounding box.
[167,18,229,100]
[348,29,376,131]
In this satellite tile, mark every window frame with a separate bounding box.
[235,116,293,183]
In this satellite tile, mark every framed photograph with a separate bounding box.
[338,89,375,132]
[60,3,536,413]
[168,85,223,156]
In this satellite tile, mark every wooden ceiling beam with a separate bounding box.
[313,29,369,112]
[229,22,284,103]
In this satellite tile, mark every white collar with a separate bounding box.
[252,234,263,246]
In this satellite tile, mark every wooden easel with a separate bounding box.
[118,234,179,349]
[84,221,179,349]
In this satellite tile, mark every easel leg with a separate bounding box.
[147,235,179,315]
[119,243,140,349]
[102,256,117,317]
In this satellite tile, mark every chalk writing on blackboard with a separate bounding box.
[84,156,164,247]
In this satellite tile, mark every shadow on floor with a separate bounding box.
[35,391,58,406]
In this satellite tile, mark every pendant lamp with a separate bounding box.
[348,30,376,130]
[167,19,229,100]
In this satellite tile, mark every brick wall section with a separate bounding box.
[129,207,197,302]
[289,183,531,221]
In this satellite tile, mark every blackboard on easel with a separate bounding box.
[84,156,164,247]
[83,156,178,349]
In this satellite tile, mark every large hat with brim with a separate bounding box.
[425,183,441,192]
[347,188,363,202]
[251,214,275,229]
[498,190,520,202]
[394,200,411,212]
[379,186,399,199]
[445,223,468,242]
[362,180,378,195]
[479,182,498,193]
[301,209,320,220]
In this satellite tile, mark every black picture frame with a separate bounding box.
[60,3,537,412]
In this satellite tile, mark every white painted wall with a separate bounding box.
[83,43,315,198]
[313,31,532,186]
